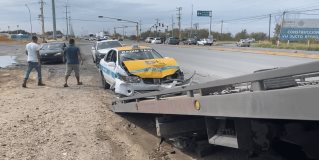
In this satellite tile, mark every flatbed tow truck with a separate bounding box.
[112,61,319,159]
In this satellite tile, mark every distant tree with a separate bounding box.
[45,30,63,35]
[209,32,233,41]
[221,33,233,41]
[195,29,209,39]
[129,35,137,40]
[273,24,281,39]
[250,32,267,41]
[235,29,249,40]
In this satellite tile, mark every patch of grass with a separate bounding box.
[253,41,319,51]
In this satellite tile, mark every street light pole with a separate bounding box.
[25,4,32,35]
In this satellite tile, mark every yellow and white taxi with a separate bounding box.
[98,45,185,96]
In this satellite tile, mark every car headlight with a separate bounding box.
[54,52,62,56]
[120,75,141,83]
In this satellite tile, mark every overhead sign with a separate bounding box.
[280,19,319,41]
[197,10,212,17]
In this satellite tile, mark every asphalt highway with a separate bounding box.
[149,44,317,82]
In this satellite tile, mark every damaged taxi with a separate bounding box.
[99,45,185,96]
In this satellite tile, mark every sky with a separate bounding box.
[1,0,319,37]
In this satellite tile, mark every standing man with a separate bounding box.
[64,38,83,87]
[22,36,45,88]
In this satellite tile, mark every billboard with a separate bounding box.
[280,19,319,41]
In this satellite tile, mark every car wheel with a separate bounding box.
[100,71,110,89]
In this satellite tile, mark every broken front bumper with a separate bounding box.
[114,79,179,97]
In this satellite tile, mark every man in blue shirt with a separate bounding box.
[64,39,83,87]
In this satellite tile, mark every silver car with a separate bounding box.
[236,39,250,47]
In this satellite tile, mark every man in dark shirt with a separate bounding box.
[64,39,83,87]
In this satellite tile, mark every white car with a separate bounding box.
[98,45,185,97]
[197,38,213,46]
[91,40,122,64]
[236,39,250,47]
[151,37,162,44]
[145,37,154,43]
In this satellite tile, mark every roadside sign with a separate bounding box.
[197,10,211,17]
[280,28,319,41]
[280,19,319,41]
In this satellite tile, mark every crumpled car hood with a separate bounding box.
[122,58,179,78]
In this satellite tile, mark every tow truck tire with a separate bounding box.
[100,71,110,89]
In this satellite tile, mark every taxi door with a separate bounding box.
[101,50,117,87]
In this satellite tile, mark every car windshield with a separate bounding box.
[41,43,64,50]
[97,41,122,50]
[119,49,163,63]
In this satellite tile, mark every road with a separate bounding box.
[149,44,316,82]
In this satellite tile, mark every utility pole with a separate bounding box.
[65,0,69,40]
[220,20,223,40]
[268,14,272,41]
[190,4,193,38]
[176,7,182,40]
[194,23,199,37]
[155,18,159,37]
[25,4,32,35]
[171,15,174,37]
[52,0,57,39]
[209,10,212,38]
[278,11,286,45]
[40,0,45,42]
[139,20,142,36]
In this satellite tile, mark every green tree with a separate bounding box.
[235,29,248,40]
[273,24,281,39]
[250,32,267,41]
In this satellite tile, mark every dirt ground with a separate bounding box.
[0,42,189,160]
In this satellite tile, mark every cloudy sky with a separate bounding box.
[1,0,319,36]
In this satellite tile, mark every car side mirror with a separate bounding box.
[108,62,116,67]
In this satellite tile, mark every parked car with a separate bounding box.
[91,40,123,64]
[151,37,162,44]
[39,42,66,63]
[183,38,197,45]
[165,37,179,45]
[197,38,213,46]
[236,39,250,47]
[145,37,154,43]
[99,45,185,96]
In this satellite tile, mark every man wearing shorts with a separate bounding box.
[64,39,83,87]
[22,36,45,88]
